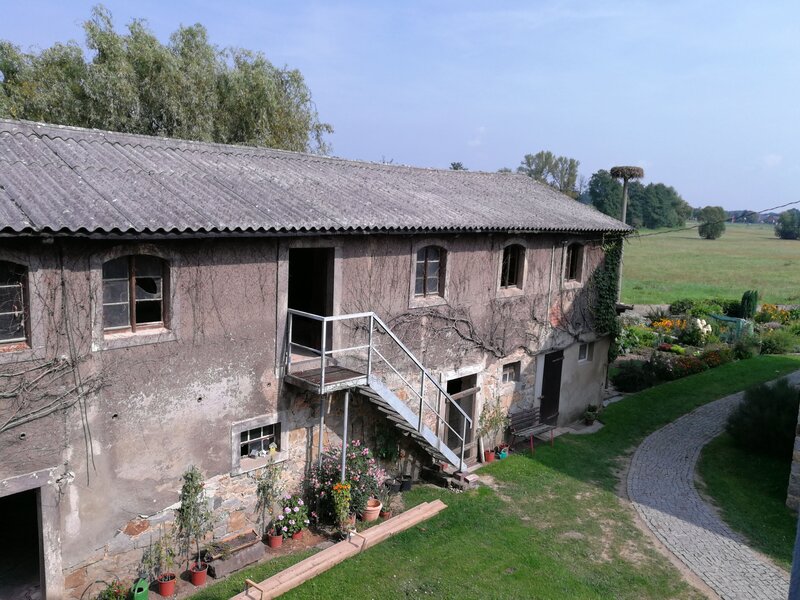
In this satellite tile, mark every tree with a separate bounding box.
[588,170,622,217]
[449,162,467,170]
[517,150,580,197]
[775,209,800,240]
[0,5,332,153]
[497,167,512,174]
[697,206,727,239]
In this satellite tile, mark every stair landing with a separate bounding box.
[284,365,367,393]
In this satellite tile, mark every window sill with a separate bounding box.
[561,280,583,291]
[233,451,289,476]
[496,286,525,299]
[0,342,45,364]
[409,294,448,309]
[93,327,178,352]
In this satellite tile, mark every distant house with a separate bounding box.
[0,119,629,599]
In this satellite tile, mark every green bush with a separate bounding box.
[678,322,705,347]
[649,351,679,381]
[611,361,656,392]
[668,298,695,314]
[760,329,800,355]
[726,378,800,458]
[787,321,800,336]
[717,298,743,318]
[734,334,761,360]
[672,355,708,378]
[740,290,759,319]
[699,347,734,368]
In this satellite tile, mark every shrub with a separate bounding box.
[740,290,759,319]
[726,378,800,458]
[756,303,791,324]
[733,333,761,359]
[699,347,733,368]
[678,321,705,346]
[618,325,657,354]
[306,440,385,522]
[649,351,679,380]
[278,494,309,537]
[669,298,724,318]
[717,298,742,318]
[760,329,800,355]
[672,355,708,378]
[787,321,800,336]
[611,360,656,392]
[668,298,694,314]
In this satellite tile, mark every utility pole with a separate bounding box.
[610,166,644,301]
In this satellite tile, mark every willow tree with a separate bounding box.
[0,5,332,153]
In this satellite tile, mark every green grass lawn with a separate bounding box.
[622,223,800,305]
[697,432,797,570]
[190,356,800,600]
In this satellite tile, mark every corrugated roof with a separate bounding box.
[0,119,630,236]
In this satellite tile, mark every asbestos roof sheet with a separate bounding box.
[0,119,631,236]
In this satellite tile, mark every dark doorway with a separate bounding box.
[288,248,334,351]
[0,489,42,600]
[446,374,478,463]
[541,350,563,424]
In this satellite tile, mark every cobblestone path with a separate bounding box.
[628,372,800,600]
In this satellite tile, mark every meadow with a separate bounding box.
[621,223,800,305]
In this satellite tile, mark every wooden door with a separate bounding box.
[540,350,563,424]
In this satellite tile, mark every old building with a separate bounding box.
[0,119,628,599]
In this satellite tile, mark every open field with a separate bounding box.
[697,432,796,570]
[621,223,800,305]
[190,356,800,600]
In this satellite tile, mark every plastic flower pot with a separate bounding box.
[400,475,413,492]
[483,450,496,463]
[157,573,176,597]
[189,562,208,586]
[267,533,283,549]
[292,530,303,541]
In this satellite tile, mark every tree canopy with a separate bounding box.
[0,5,332,153]
[775,209,800,240]
[697,206,727,239]
[587,169,692,229]
[517,150,580,197]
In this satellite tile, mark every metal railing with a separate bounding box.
[286,309,473,468]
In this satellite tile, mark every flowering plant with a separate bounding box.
[332,482,352,529]
[279,494,309,536]
[650,318,686,335]
[306,440,385,522]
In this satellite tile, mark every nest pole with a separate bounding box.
[610,166,644,301]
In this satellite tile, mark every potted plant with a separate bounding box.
[332,481,353,536]
[584,405,599,425]
[478,397,510,463]
[141,526,177,597]
[255,457,284,548]
[361,497,382,522]
[378,486,394,519]
[175,466,214,587]
[280,494,309,540]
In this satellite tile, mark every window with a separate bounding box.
[501,361,520,384]
[102,255,166,332]
[240,423,281,458]
[500,244,524,288]
[578,342,594,362]
[415,246,445,297]
[0,261,27,344]
[564,243,583,282]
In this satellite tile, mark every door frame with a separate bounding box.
[536,349,563,424]
[0,468,63,600]
[440,365,482,464]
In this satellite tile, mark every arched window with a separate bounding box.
[0,260,27,343]
[500,244,524,289]
[564,243,584,282]
[102,255,167,331]
[415,246,445,297]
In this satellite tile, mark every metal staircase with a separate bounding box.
[284,309,472,472]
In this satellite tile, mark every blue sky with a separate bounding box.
[3,1,799,212]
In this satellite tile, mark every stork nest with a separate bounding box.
[610,166,644,180]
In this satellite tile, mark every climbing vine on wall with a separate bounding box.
[590,235,624,361]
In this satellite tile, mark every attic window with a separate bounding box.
[0,261,27,344]
[564,243,583,282]
[415,246,445,297]
[102,256,166,332]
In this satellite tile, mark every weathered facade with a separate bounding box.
[0,119,628,599]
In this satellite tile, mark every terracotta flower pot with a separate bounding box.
[292,530,303,541]
[379,509,393,519]
[361,498,382,522]
[157,573,176,597]
[483,450,496,463]
[189,562,208,586]
[267,533,283,549]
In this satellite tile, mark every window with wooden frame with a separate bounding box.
[501,361,520,384]
[564,243,584,282]
[415,246,445,297]
[500,244,524,289]
[102,255,167,332]
[578,342,594,362]
[0,261,28,345]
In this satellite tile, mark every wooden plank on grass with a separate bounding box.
[229,500,447,600]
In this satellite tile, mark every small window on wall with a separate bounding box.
[502,361,520,384]
[240,423,281,458]
[578,342,594,362]
[415,246,445,297]
[564,243,583,282]
[500,245,524,289]
[102,255,166,332]
[0,261,27,344]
